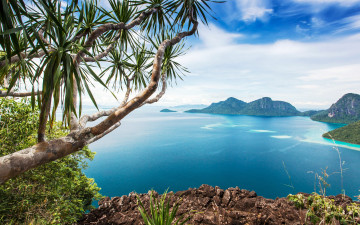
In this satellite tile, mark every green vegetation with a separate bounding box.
[311,93,360,124]
[0,98,101,224]
[288,193,360,224]
[187,97,301,116]
[287,157,360,224]
[301,110,325,117]
[137,191,191,225]
[323,121,360,145]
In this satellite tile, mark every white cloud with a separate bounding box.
[80,24,360,110]
[197,24,243,47]
[166,24,360,109]
[311,17,325,28]
[293,0,360,6]
[295,24,310,36]
[299,64,360,82]
[234,0,273,22]
[333,14,360,34]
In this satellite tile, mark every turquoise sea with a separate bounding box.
[85,107,360,201]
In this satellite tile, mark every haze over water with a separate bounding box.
[86,107,360,201]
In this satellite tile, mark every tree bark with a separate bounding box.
[0,91,42,97]
[38,91,53,143]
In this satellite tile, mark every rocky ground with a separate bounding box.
[78,184,359,225]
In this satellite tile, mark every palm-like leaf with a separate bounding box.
[137,191,191,225]
[132,0,173,35]
[170,0,225,29]
[25,0,107,124]
[77,0,108,42]
[128,43,152,90]
[149,32,189,84]
[0,0,27,62]
[100,48,132,91]
[101,0,138,51]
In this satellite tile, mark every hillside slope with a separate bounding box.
[312,93,360,124]
[323,121,360,145]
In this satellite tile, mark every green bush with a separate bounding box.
[0,98,102,224]
[288,193,360,224]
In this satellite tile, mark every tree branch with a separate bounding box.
[74,8,157,66]
[89,18,198,136]
[0,12,199,184]
[0,26,53,68]
[142,72,167,106]
[82,31,122,62]
[70,9,158,131]
[70,29,90,43]
[78,74,135,129]
[86,122,121,145]
[0,90,42,97]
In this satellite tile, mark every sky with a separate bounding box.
[89,0,360,110]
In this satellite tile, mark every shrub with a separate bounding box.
[0,98,101,224]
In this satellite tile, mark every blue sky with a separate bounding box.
[91,0,360,110]
[210,0,360,43]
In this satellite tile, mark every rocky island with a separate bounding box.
[160,109,177,113]
[186,97,301,116]
[308,93,360,144]
[311,93,360,124]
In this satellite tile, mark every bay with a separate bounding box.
[86,106,360,201]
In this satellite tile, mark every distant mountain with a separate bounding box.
[160,109,176,113]
[311,93,360,124]
[323,121,360,145]
[186,97,301,116]
[187,97,247,114]
[169,104,207,110]
[241,97,300,116]
[300,110,326,117]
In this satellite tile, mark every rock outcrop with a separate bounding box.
[77,185,360,225]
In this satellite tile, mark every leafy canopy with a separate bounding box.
[0,0,223,128]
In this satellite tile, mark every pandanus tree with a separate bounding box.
[0,0,224,184]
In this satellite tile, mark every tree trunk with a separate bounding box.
[38,92,52,142]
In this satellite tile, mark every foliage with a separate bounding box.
[137,190,191,225]
[288,193,360,225]
[0,0,222,127]
[323,120,360,145]
[300,110,325,117]
[0,98,101,224]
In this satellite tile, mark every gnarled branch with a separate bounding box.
[0,11,199,185]
[86,122,121,145]
[78,74,135,129]
[142,72,167,106]
[74,8,158,66]
[0,90,42,97]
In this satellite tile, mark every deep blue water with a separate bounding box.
[86,107,360,201]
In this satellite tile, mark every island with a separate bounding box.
[322,121,360,145]
[186,97,301,116]
[311,93,360,124]
[160,109,177,113]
